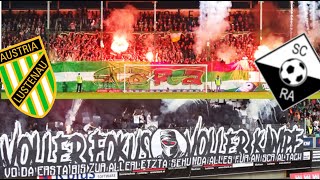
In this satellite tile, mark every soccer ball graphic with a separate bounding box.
[279,58,307,87]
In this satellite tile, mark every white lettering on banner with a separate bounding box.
[0,117,304,178]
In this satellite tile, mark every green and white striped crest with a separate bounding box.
[0,36,57,118]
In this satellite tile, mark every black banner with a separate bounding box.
[0,38,42,65]
[0,117,304,178]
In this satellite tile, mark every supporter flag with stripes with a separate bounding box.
[0,36,56,118]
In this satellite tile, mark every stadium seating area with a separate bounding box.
[133,10,256,32]
[289,99,320,136]
[47,31,258,63]
[2,10,47,47]
[4,9,255,32]
[2,9,259,66]
[1,8,320,135]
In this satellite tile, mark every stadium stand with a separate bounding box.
[2,9,260,66]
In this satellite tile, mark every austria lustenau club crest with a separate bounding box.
[0,36,56,118]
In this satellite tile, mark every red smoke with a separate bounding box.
[105,5,139,53]
[252,1,290,41]
[105,5,139,34]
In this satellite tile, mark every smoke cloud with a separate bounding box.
[216,44,238,64]
[159,98,287,129]
[298,1,320,45]
[252,1,290,45]
[160,99,195,114]
[246,99,279,123]
[262,34,284,50]
[298,1,311,34]
[65,99,83,132]
[159,99,242,128]
[0,99,291,136]
[194,1,232,55]
[104,5,139,40]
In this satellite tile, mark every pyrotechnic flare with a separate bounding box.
[298,1,320,45]
[298,1,310,33]
[100,40,104,48]
[105,5,139,55]
[194,1,232,55]
[310,1,317,29]
[111,35,129,54]
[146,52,154,62]
[65,99,83,134]
[308,1,320,44]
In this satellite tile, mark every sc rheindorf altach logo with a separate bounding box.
[0,36,57,118]
[255,33,320,111]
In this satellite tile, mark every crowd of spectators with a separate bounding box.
[47,31,259,65]
[2,9,260,66]
[133,10,255,33]
[2,9,254,41]
[2,10,47,48]
[2,8,318,71]
[288,99,320,137]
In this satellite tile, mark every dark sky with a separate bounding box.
[2,1,296,10]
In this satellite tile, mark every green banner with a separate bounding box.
[52,61,265,93]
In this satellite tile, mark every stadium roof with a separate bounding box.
[3,1,298,10]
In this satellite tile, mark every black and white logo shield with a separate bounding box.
[255,33,320,111]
